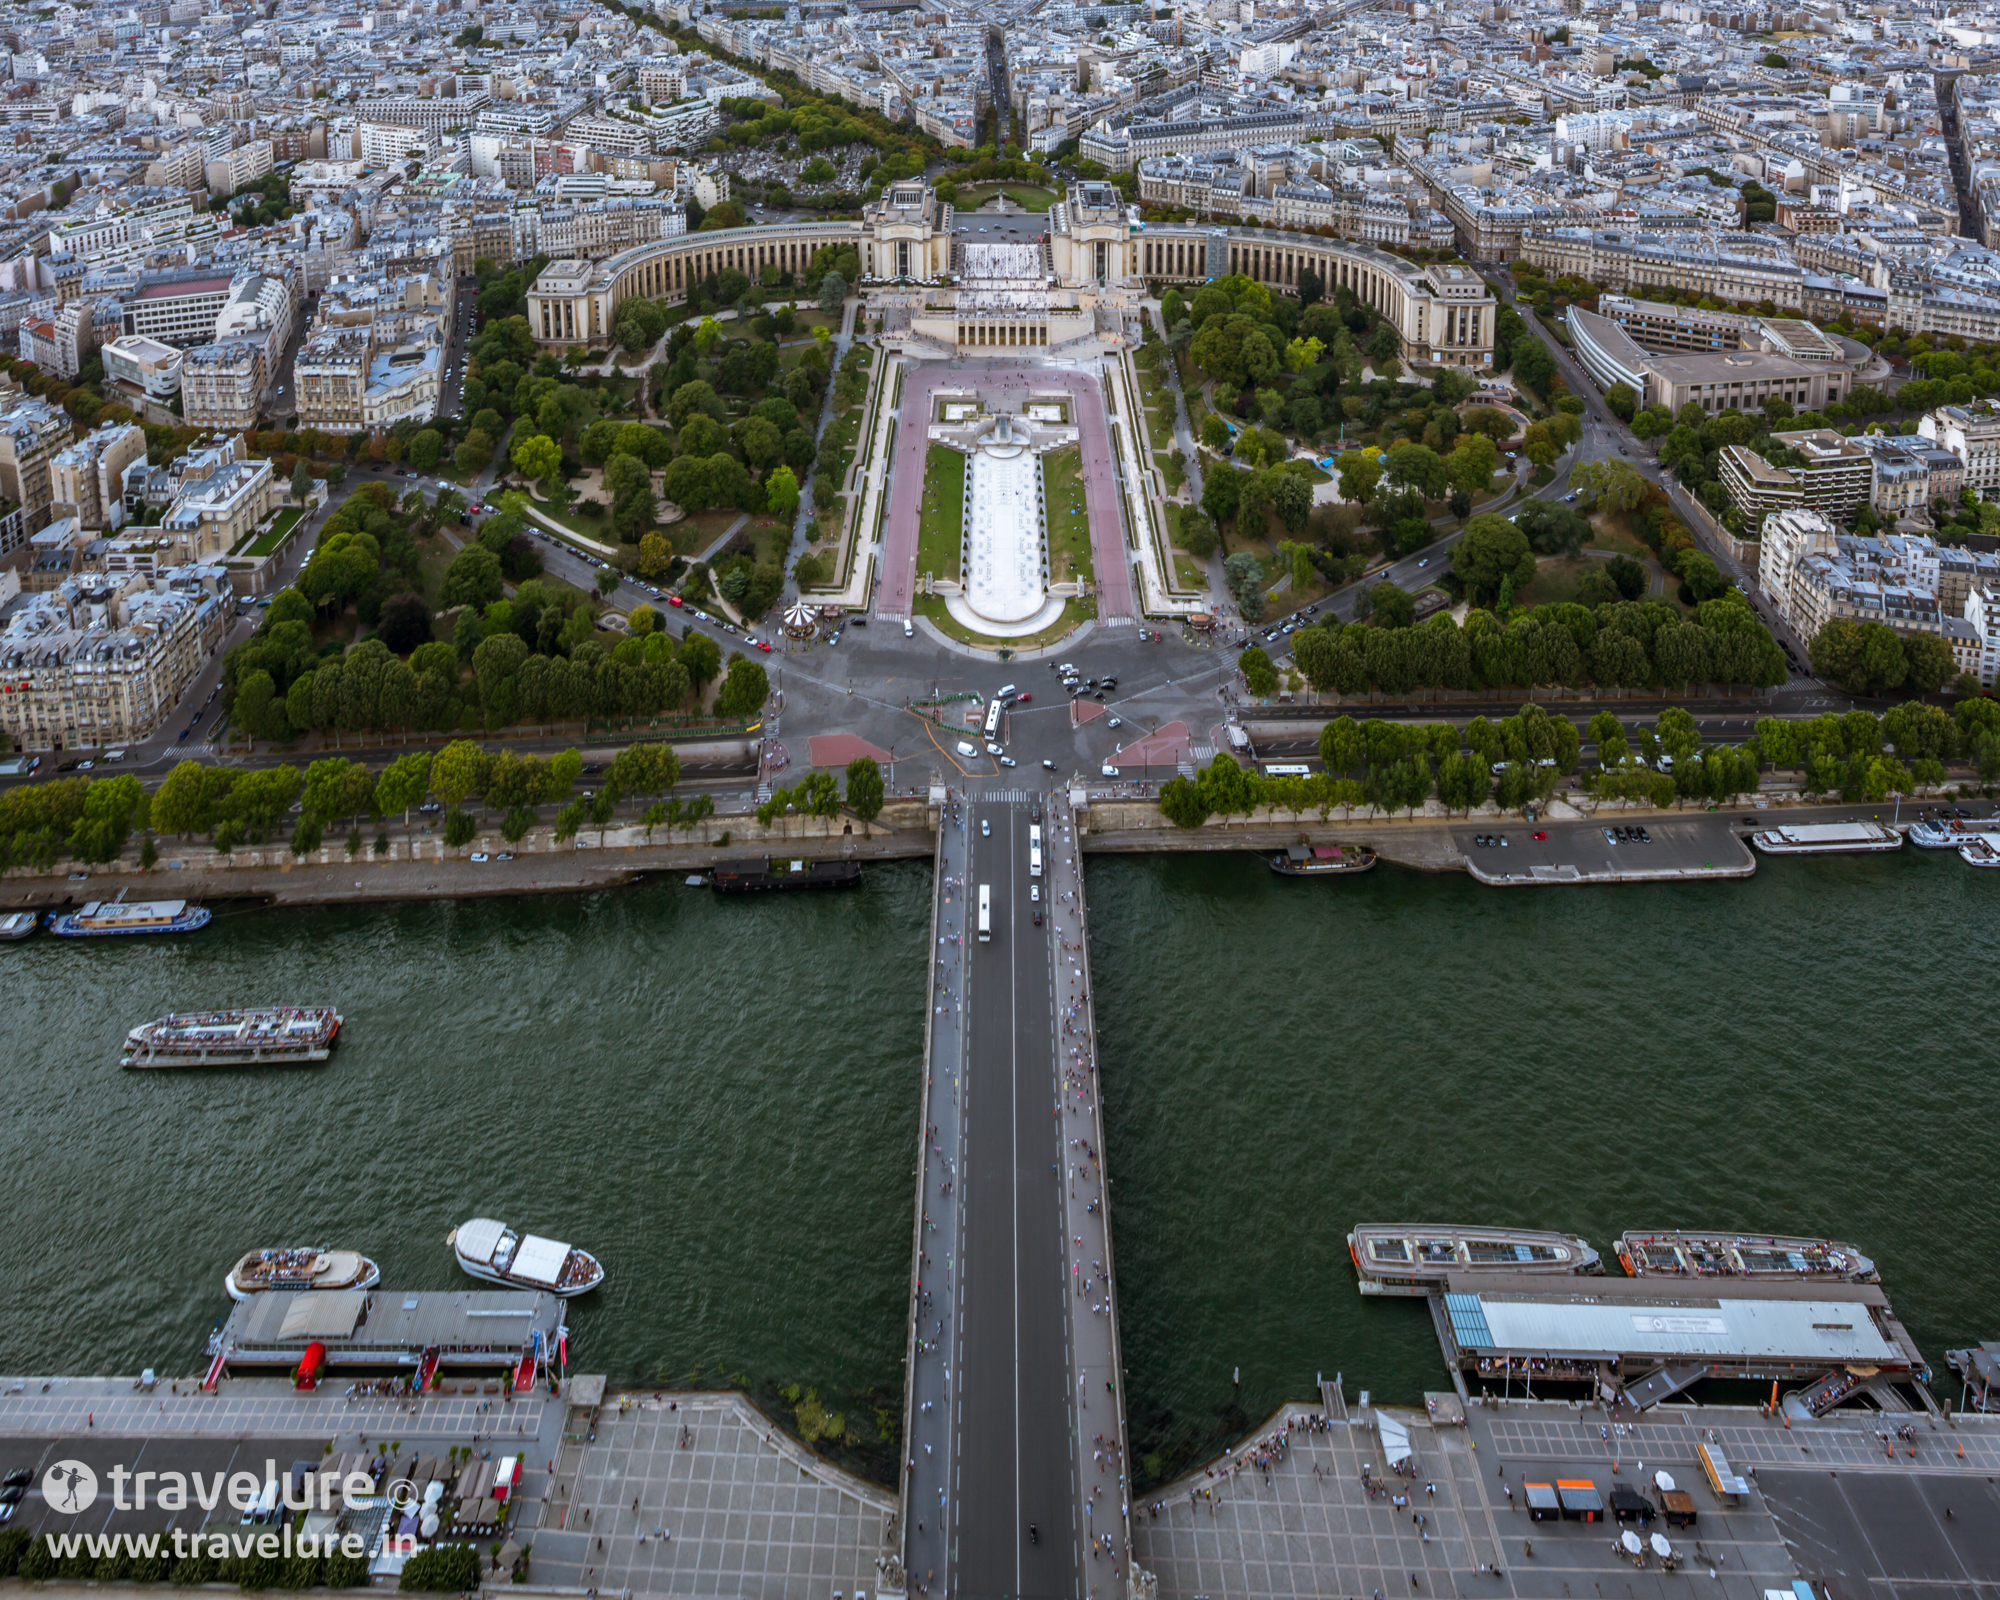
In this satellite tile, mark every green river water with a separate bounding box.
[2,851,1995,1487]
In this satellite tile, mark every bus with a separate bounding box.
[1264,763,1312,777]
[983,699,1004,741]
[977,885,991,942]
[1028,824,1042,878]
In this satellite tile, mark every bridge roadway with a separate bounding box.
[902,789,1134,1599]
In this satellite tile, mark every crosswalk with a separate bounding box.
[979,788,1043,804]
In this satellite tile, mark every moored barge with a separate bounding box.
[710,858,861,892]
[48,898,211,936]
[1270,843,1377,876]
[1748,822,1901,856]
[0,911,36,941]
[123,1006,342,1068]
[1617,1230,1877,1282]
[1349,1224,1601,1295]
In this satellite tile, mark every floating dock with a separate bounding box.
[211,1288,565,1385]
[1434,1271,1929,1413]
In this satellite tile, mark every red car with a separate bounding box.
[755,639,772,653]
[1532,830,1547,841]
[1016,692,1031,703]
[668,595,684,607]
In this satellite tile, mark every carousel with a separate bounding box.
[781,598,820,640]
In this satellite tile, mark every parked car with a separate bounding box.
[469,852,489,863]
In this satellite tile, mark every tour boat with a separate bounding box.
[226,1247,381,1302]
[1348,1224,1600,1295]
[0,911,36,941]
[1748,822,1901,855]
[1909,819,1979,849]
[122,1007,342,1068]
[449,1217,605,1297]
[1617,1230,1876,1282]
[1269,844,1377,876]
[47,899,211,936]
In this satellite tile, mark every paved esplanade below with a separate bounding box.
[903,787,1134,1598]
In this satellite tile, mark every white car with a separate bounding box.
[980,819,991,836]
[470,852,489,863]
[1107,716,1123,729]
[999,755,1018,767]
[904,619,915,637]
[985,741,1004,756]
[956,740,978,758]
[1101,763,1120,778]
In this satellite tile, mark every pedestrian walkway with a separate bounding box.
[0,1378,561,1442]
[900,794,972,1595]
[1044,802,1141,1594]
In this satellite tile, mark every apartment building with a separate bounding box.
[19,299,96,378]
[294,320,440,434]
[49,422,145,532]
[0,567,232,751]
[179,339,266,432]
[1918,403,2000,498]
[1757,508,1969,649]
[0,395,71,543]
[205,138,273,199]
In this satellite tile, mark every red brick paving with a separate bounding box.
[807,733,893,768]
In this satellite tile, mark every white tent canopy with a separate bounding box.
[1374,1411,1412,1468]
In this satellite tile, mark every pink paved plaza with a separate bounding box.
[876,367,1135,625]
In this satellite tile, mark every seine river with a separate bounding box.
[3,851,1995,1486]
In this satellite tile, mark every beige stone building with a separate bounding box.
[49,422,146,532]
[0,567,233,751]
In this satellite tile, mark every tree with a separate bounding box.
[1570,456,1650,513]
[1335,449,1382,505]
[1269,471,1312,535]
[431,739,489,811]
[679,630,722,691]
[844,756,885,828]
[512,433,562,486]
[766,465,801,520]
[374,752,433,822]
[67,775,148,863]
[1201,466,1242,530]
[454,429,496,476]
[818,270,848,315]
[1603,382,1637,421]
[1450,515,1536,607]
[1369,582,1414,628]
[714,657,770,718]
[377,591,432,653]
[442,545,503,611]
[290,458,315,506]
[1223,551,1266,621]
[1158,775,1209,827]
[1385,441,1447,501]
[1238,645,1279,696]
[1510,335,1556,395]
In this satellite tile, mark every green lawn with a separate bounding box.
[954,184,1058,212]
[1512,555,1594,609]
[241,508,302,557]
[1173,552,1207,589]
[918,445,965,582]
[1040,445,1094,584]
